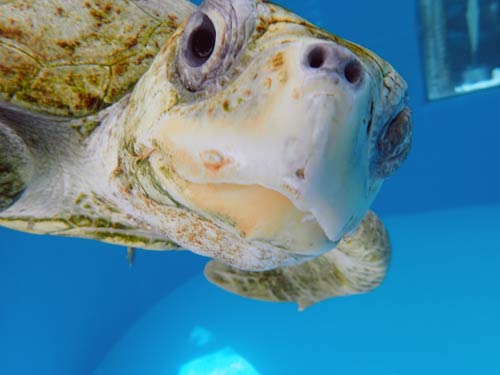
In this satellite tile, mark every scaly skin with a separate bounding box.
[0,0,194,248]
[0,99,180,250]
[0,0,412,306]
[205,211,390,310]
[0,0,194,116]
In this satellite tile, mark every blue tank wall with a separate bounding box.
[1,1,499,374]
[0,230,205,375]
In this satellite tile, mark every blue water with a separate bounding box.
[1,1,499,374]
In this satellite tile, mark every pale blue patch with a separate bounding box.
[189,326,215,346]
[178,347,261,375]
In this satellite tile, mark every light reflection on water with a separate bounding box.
[178,347,261,375]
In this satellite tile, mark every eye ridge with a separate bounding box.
[186,13,216,67]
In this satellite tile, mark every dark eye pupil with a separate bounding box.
[192,28,215,58]
[186,13,216,67]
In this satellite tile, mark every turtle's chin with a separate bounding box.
[276,168,380,247]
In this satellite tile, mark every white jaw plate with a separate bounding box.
[146,42,378,255]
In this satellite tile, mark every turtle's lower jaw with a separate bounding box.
[147,154,336,257]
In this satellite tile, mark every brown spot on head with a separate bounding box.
[89,4,113,23]
[0,26,24,40]
[125,36,138,48]
[243,89,252,97]
[113,63,128,76]
[56,7,64,16]
[222,100,231,112]
[0,64,14,75]
[77,93,101,111]
[270,52,285,70]
[201,150,232,172]
[256,24,267,33]
[295,168,305,180]
[90,8,103,20]
[112,164,123,177]
[56,39,81,52]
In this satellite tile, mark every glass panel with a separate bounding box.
[419,0,500,99]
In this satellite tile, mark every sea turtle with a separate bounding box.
[0,0,412,309]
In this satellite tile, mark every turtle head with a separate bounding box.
[122,0,411,258]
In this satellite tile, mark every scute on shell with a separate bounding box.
[0,0,194,116]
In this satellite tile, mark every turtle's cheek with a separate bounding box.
[371,107,412,179]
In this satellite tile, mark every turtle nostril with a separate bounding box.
[344,59,363,85]
[305,45,363,86]
[307,46,327,69]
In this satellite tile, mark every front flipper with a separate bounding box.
[205,211,390,310]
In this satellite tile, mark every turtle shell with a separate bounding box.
[0,0,194,116]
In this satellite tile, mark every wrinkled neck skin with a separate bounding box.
[108,101,322,271]
[0,97,310,270]
[0,100,176,251]
[118,95,319,269]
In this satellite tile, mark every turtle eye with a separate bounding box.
[175,0,257,93]
[371,107,412,179]
[185,13,216,67]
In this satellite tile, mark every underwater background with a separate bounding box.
[1,0,499,374]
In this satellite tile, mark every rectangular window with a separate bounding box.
[418,0,500,99]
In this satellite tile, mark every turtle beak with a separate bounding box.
[273,42,375,242]
[284,99,376,243]
[281,41,411,243]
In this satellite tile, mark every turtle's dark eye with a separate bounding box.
[176,0,257,93]
[371,107,412,179]
[185,13,216,67]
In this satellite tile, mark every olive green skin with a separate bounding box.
[0,0,409,309]
[0,0,194,250]
[0,0,194,116]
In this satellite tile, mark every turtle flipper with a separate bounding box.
[205,211,390,310]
